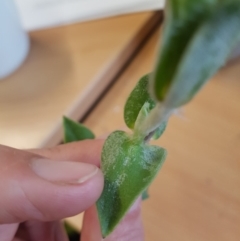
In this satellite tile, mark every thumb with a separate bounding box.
[0,144,103,224]
[81,198,144,241]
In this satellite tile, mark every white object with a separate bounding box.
[14,0,165,31]
[0,0,29,79]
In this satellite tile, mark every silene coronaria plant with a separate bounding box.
[63,0,240,238]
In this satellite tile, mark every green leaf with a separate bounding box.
[152,0,240,107]
[63,116,95,143]
[152,0,216,101]
[96,131,167,237]
[124,74,155,129]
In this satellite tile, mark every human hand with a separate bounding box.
[0,140,143,241]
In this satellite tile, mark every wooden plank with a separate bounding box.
[81,29,240,240]
[0,11,162,149]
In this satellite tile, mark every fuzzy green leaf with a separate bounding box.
[63,116,95,143]
[124,74,155,129]
[152,0,216,101]
[152,0,240,107]
[96,131,167,237]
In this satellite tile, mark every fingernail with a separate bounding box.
[30,159,99,184]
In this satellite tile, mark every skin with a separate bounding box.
[0,140,144,241]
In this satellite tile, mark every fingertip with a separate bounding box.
[81,205,102,241]
[29,139,105,167]
[28,167,104,222]
[1,162,104,223]
[0,143,105,224]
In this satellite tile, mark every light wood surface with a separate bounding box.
[0,12,162,149]
[81,29,240,240]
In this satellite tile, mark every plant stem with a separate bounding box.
[135,103,173,139]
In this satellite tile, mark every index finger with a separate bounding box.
[29,139,104,167]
